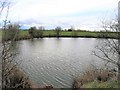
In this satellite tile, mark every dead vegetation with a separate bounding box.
[73,68,118,89]
[4,66,32,89]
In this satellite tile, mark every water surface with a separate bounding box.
[16,38,106,88]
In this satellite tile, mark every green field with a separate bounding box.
[0,30,118,41]
[19,30,118,38]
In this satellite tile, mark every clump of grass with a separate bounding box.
[5,66,32,89]
[82,80,118,88]
[73,68,118,89]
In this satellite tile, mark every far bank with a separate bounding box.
[1,30,119,41]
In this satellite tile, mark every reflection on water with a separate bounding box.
[16,38,107,88]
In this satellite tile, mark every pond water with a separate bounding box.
[16,38,107,88]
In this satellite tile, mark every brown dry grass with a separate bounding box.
[6,66,32,89]
[73,69,118,88]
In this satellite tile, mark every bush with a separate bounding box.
[2,24,20,41]
[82,80,118,88]
[73,69,118,89]
[4,66,32,89]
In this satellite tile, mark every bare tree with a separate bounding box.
[55,26,62,38]
[39,26,45,31]
[72,30,78,37]
[28,26,37,38]
[36,26,45,38]
[0,1,31,89]
[3,23,20,41]
[118,1,120,87]
[93,4,120,87]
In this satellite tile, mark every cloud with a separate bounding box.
[2,0,119,30]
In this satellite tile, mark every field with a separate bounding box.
[21,30,118,38]
[20,30,119,39]
[0,30,118,41]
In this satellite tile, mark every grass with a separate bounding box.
[43,30,56,36]
[33,30,118,38]
[37,30,118,38]
[18,30,30,39]
[73,69,118,89]
[82,80,118,88]
[2,65,32,89]
[0,30,119,41]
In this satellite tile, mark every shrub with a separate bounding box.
[73,69,118,89]
[4,66,32,89]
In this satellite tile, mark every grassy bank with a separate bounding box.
[29,30,118,38]
[73,69,118,89]
[0,30,119,41]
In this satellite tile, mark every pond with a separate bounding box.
[16,38,107,88]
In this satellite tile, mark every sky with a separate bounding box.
[1,0,120,30]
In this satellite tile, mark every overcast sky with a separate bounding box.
[1,0,119,30]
